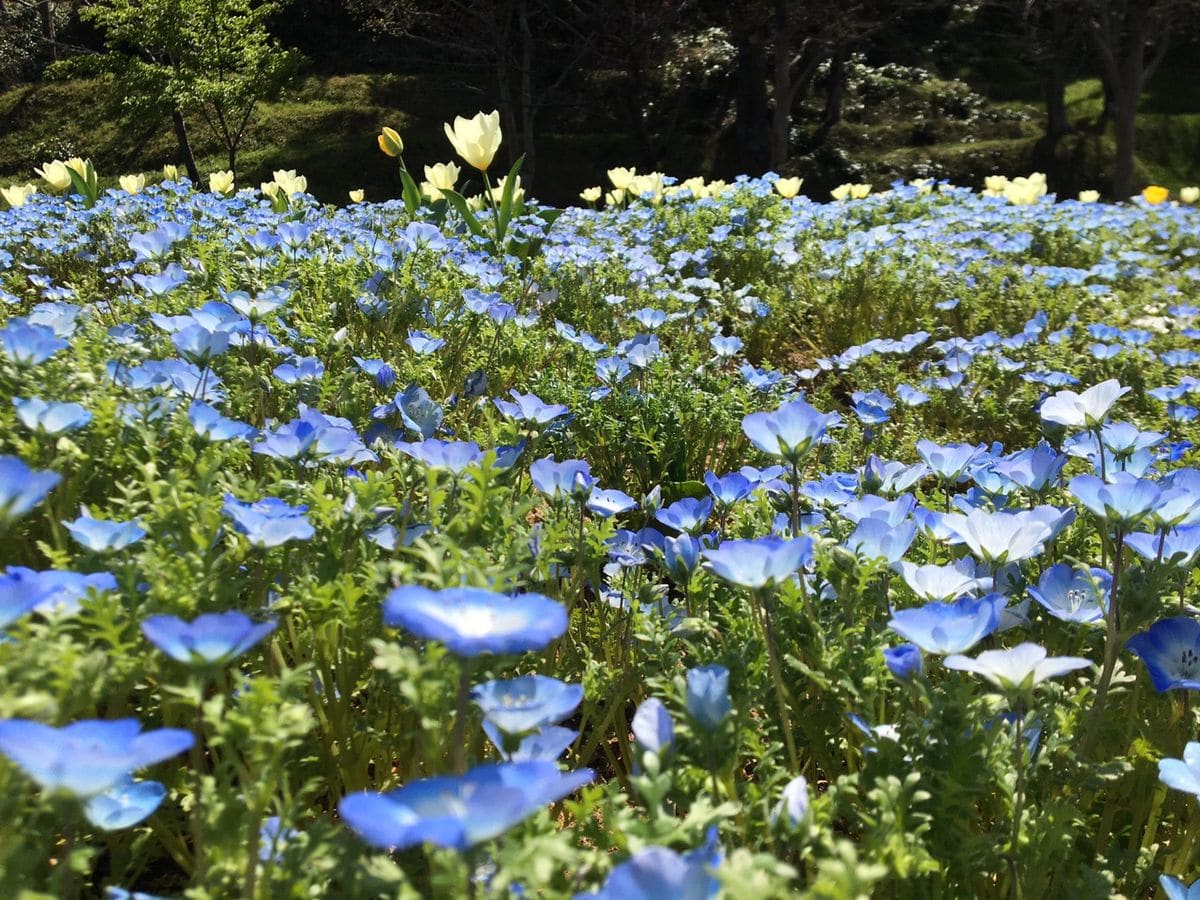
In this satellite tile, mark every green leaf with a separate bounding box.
[495,154,526,242]
[440,189,487,240]
[398,166,422,216]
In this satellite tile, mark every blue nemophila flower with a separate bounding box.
[0,718,193,797]
[1127,526,1200,568]
[656,497,713,534]
[254,420,317,460]
[172,322,230,364]
[1027,564,1109,625]
[0,319,68,365]
[222,494,315,547]
[13,397,91,434]
[141,611,278,666]
[494,390,569,425]
[704,471,754,506]
[339,761,593,850]
[586,487,638,518]
[916,439,984,484]
[406,329,446,355]
[64,513,146,552]
[852,389,893,425]
[1069,473,1161,527]
[944,642,1090,693]
[382,586,567,657]
[686,664,731,731]
[894,558,991,603]
[530,457,596,500]
[272,356,325,384]
[941,508,1054,565]
[396,439,483,474]
[1160,875,1200,900]
[742,398,839,464]
[1039,379,1128,429]
[472,675,583,736]
[710,334,743,358]
[581,827,721,900]
[1159,741,1200,800]
[631,697,674,754]
[701,536,813,589]
[6,566,117,616]
[0,570,48,630]
[189,401,254,442]
[884,643,924,681]
[496,725,577,763]
[861,456,928,496]
[772,776,810,827]
[1127,617,1200,692]
[83,776,166,830]
[390,384,444,439]
[662,533,702,582]
[992,443,1066,493]
[0,456,60,526]
[846,517,916,564]
[840,493,916,527]
[888,594,1006,655]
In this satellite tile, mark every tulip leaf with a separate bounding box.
[440,189,487,240]
[398,167,423,216]
[495,154,526,242]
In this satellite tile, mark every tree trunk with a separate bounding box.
[1111,86,1138,199]
[731,30,770,174]
[822,45,846,128]
[1044,65,1071,142]
[171,108,201,184]
[39,0,57,62]
[769,0,792,169]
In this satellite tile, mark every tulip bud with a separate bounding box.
[162,164,180,180]
[1181,186,1199,205]
[443,110,502,171]
[378,126,404,157]
[119,174,146,195]
[579,186,601,203]
[208,171,235,195]
[1142,185,1169,205]
[348,189,365,203]
[774,176,803,199]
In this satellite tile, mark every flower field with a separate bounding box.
[3,119,1200,898]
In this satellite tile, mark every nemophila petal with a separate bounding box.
[701,536,813,589]
[916,439,982,483]
[583,827,722,900]
[1027,564,1109,624]
[0,456,60,525]
[83,777,166,830]
[1126,526,1200,568]
[189,401,254,441]
[1039,379,1129,428]
[587,488,637,518]
[530,457,595,500]
[941,508,1053,564]
[742,398,839,462]
[772,776,810,827]
[663,533,702,582]
[0,718,193,798]
[841,493,916,527]
[1159,741,1200,798]
[339,761,593,850]
[686,665,730,731]
[0,320,68,365]
[1159,874,1200,900]
[493,389,569,424]
[655,497,713,533]
[507,726,578,763]
[396,439,483,473]
[395,384,444,438]
[63,514,146,552]
[221,494,314,547]
[704,471,754,506]
[888,594,1005,655]
[893,558,990,603]
[631,697,674,754]
[943,642,1090,691]
[1069,473,1161,526]
[172,322,230,363]
[1127,617,1200,692]
[13,397,91,434]
[141,611,277,665]
[884,643,924,681]
[991,443,1066,493]
[6,567,118,616]
[382,586,566,657]
[0,570,49,629]
[471,675,583,735]
[845,517,915,564]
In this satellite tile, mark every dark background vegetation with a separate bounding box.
[1,0,1199,205]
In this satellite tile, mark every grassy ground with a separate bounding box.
[1,65,1198,206]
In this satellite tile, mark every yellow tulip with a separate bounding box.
[774,176,803,199]
[1142,185,1169,205]
[119,174,146,195]
[35,160,72,191]
[349,189,365,203]
[466,194,487,212]
[270,169,307,197]
[1078,190,1100,203]
[1181,186,1199,204]
[607,167,636,190]
[444,111,502,171]
[628,172,664,202]
[64,157,89,179]
[209,171,235,195]
[378,126,404,158]
[1,183,37,207]
[162,164,180,180]
[579,186,602,203]
[261,181,282,199]
[604,188,625,206]
[679,176,707,196]
[910,178,934,195]
[424,162,460,194]
[849,183,872,200]
[982,175,1009,197]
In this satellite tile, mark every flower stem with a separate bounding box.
[1080,528,1125,757]
[451,661,473,774]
